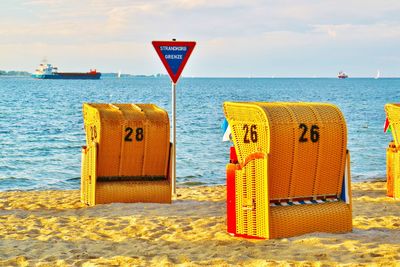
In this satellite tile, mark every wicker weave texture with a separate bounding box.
[224,102,347,200]
[269,202,352,238]
[386,142,400,199]
[223,103,269,163]
[384,103,400,199]
[224,101,351,239]
[385,104,400,147]
[81,103,171,205]
[235,157,269,238]
[81,147,87,203]
[83,103,170,178]
[95,180,171,204]
[81,142,97,205]
[396,160,400,200]
[233,156,352,239]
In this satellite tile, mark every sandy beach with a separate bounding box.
[0,181,399,266]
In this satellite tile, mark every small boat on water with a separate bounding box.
[337,71,348,79]
[375,70,380,79]
[32,63,101,80]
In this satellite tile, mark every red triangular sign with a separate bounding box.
[152,40,196,84]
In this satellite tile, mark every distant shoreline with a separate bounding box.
[0,70,31,76]
[2,74,399,79]
[1,70,399,79]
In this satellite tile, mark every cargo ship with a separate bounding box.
[32,63,101,79]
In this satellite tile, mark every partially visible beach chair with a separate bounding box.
[384,104,400,199]
[224,102,352,239]
[81,103,171,205]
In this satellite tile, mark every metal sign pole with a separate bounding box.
[171,81,177,195]
[152,40,195,197]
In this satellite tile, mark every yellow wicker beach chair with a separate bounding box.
[384,104,400,199]
[81,103,171,205]
[224,102,352,239]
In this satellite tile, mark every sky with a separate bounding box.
[1,0,400,77]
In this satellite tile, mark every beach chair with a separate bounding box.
[81,103,171,206]
[384,104,400,199]
[224,102,352,239]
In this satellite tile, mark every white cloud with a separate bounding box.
[312,23,400,41]
[1,0,400,76]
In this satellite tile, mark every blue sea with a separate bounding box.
[0,76,398,191]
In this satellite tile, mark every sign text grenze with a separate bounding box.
[159,46,188,75]
[152,41,196,84]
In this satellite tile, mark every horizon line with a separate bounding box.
[1,70,398,79]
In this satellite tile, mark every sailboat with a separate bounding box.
[375,70,380,79]
[117,70,121,78]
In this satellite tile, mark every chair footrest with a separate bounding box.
[95,180,171,204]
[269,202,352,239]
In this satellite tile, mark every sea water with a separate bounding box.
[0,76,398,191]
